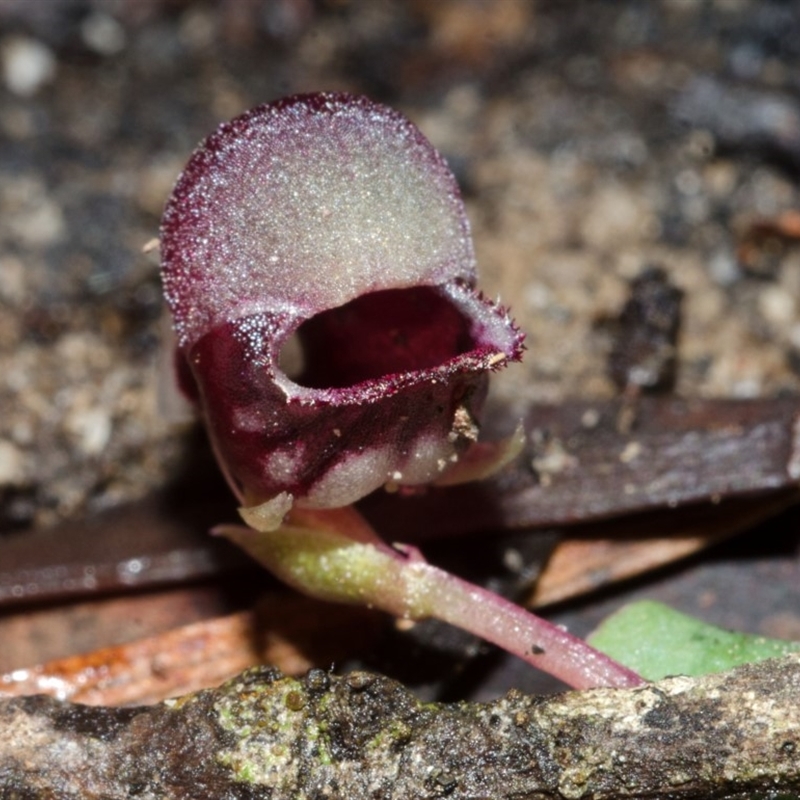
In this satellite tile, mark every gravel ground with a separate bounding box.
[2,0,800,531]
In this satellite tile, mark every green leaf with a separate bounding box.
[588,600,800,681]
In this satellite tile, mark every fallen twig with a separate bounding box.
[2,655,799,798]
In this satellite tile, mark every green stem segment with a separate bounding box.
[220,510,643,690]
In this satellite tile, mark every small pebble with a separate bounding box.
[708,250,740,287]
[759,285,796,327]
[65,407,112,457]
[0,256,25,304]
[1,36,56,97]
[81,13,126,56]
[0,440,26,486]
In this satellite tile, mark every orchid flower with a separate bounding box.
[160,92,642,690]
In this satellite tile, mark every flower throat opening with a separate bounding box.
[287,286,476,390]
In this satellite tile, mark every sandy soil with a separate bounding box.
[1,0,799,530]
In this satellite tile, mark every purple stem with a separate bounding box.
[403,556,644,689]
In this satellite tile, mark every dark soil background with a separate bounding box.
[3,0,800,530]
[1,0,800,699]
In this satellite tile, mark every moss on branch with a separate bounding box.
[2,655,800,798]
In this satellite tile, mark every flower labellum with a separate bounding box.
[161,92,524,524]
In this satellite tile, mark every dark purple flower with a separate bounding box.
[160,92,523,522]
[159,93,644,691]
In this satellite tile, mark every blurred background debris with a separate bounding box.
[2,0,800,531]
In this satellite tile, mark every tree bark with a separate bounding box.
[2,655,799,799]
